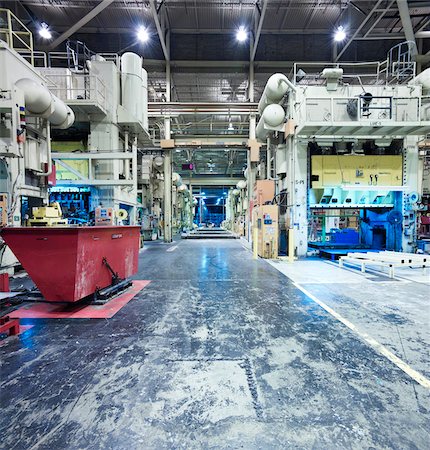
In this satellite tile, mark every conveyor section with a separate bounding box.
[181,228,239,239]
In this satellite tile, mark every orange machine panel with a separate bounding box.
[253,180,275,206]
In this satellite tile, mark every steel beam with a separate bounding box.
[363,1,395,38]
[52,25,415,39]
[148,102,258,117]
[52,152,133,160]
[396,0,418,55]
[149,0,170,61]
[56,180,134,186]
[49,0,115,50]
[181,177,242,186]
[335,0,383,62]
[251,0,268,63]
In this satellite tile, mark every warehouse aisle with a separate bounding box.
[1,239,429,449]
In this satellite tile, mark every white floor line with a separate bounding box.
[293,282,430,390]
[166,245,178,252]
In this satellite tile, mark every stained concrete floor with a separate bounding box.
[1,239,429,449]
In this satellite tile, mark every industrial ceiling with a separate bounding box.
[1,0,429,178]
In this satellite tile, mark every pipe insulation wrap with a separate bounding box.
[258,73,296,114]
[15,78,75,129]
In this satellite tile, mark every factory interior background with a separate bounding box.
[0,0,429,449]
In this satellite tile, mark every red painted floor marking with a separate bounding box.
[19,324,34,334]
[9,280,151,320]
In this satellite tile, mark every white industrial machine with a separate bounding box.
[255,43,430,256]
[38,50,151,224]
[0,39,75,270]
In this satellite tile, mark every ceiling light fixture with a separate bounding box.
[236,26,247,43]
[334,26,346,42]
[39,23,52,39]
[137,26,149,42]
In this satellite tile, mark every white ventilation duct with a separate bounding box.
[15,78,75,129]
[258,73,296,115]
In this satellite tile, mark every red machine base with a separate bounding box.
[0,316,20,336]
[8,280,150,320]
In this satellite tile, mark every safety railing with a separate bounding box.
[0,8,33,65]
[299,95,427,124]
[42,72,108,112]
[20,51,47,67]
[292,56,416,88]
[388,41,417,81]
[291,61,390,87]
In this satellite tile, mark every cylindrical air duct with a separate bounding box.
[121,52,143,122]
[258,73,296,114]
[256,104,285,142]
[15,78,52,116]
[15,78,75,129]
[49,95,75,129]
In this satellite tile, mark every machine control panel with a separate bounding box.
[95,207,114,226]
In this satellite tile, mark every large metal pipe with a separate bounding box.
[258,73,296,115]
[15,78,75,129]
[256,104,285,142]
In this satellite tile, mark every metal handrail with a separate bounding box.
[302,95,428,124]
[0,8,33,65]
[20,51,47,67]
[42,73,108,111]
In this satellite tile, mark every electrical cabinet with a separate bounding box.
[0,194,8,226]
[95,206,114,225]
[253,205,279,258]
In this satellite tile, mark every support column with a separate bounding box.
[131,135,138,224]
[163,59,173,242]
[247,56,256,241]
